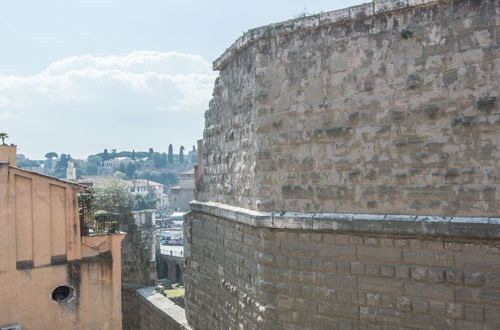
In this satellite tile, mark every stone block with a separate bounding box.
[405,282,454,300]
[485,273,500,289]
[455,253,500,272]
[358,247,402,263]
[403,250,453,267]
[464,271,484,287]
[358,277,403,295]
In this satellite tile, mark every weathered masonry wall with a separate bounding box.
[198,0,500,216]
[123,285,191,330]
[187,0,500,329]
[186,202,500,329]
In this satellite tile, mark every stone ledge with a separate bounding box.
[190,201,500,239]
[136,286,191,330]
[213,0,442,70]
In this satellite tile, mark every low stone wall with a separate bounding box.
[122,283,142,330]
[185,201,500,329]
[123,285,190,330]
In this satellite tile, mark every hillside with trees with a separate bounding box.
[16,145,197,188]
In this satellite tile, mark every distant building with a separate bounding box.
[169,168,195,212]
[100,157,134,174]
[103,157,134,169]
[128,179,169,210]
[0,148,125,329]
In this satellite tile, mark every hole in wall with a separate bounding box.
[51,285,73,303]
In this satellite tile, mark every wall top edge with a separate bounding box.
[189,201,500,239]
[137,286,192,329]
[213,0,443,70]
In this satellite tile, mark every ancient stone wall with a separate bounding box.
[186,202,500,329]
[121,214,158,329]
[198,0,500,216]
[187,0,500,328]
[123,286,191,330]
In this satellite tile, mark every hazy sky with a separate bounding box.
[0,0,365,159]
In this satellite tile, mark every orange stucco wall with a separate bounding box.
[0,165,125,329]
[0,145,17,166]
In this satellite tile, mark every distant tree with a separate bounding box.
[125,163,137,178]
[45,152,58,159]
[135,170,178,186]
[113,171,126,180]
[87,155,102,166]
[179,145,185,163]
[132,150,136,160]
[103,149,109,162]
[92,178,133,215]
[192,145,196,153]
[153,153,161,168]
[54,154,71,178]
[44,152,59,170]
[0,132,8,145]
[168,144,174,163]
[153,152,168,168]
[111,149,117,156]
[17,158,40,168]
[148,148,154,160]
[84,162,98,175]
[133,192,157,211]
[118,163,127,174]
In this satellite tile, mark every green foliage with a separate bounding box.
[17,158,41,168]
[153,152,168,168]
[45,152,58,159]
[0,132,8,145]
[92,178,133,214]
[102,149,109,161]
[133,192,157,211]
[179,146,185,163]
[294,7,310,19]
[118,163,127,174]
[87,155,102,166]
[125,163,137,178]
[53,153,72,178]
[168,144,174,163]
[113,171,126,180]
[135,170,178,186]
[84,162,98,175]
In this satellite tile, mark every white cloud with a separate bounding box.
[0,50,217,159]
[0,50,217,112]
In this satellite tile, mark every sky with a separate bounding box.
[0,0,365,159]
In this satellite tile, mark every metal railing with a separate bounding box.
[79,192,119,236]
